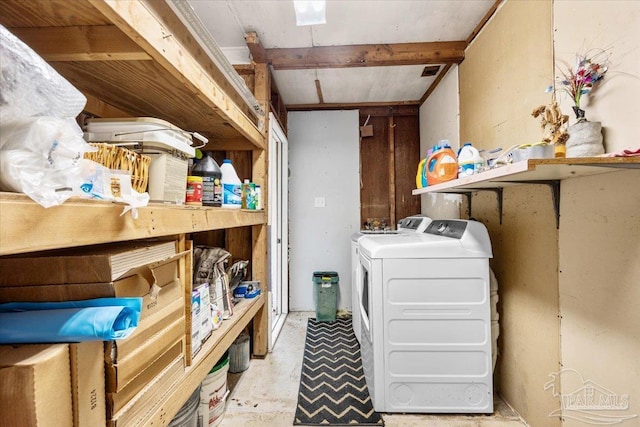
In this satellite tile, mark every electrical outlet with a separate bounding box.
[314,197,325,208]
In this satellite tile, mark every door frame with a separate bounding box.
[268,113,289,350]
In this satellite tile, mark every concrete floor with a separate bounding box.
[221,312,528,427]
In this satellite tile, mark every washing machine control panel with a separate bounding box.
[425,220,468,239]
[397,215,432,232]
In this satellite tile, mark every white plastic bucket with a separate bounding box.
[198,355,229,427]
[169,384,201,427]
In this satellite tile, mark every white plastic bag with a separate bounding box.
[0,25,86,122]
[0,117,95,208]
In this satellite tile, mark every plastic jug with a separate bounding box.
[415,157,427,188]
[426,146,458,185]
[457,143,484,176]
[220,159,242,209]
[192,151,222,207]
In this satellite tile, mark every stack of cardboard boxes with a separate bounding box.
[0,240,190,427]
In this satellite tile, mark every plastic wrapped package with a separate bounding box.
[0,24,86,122]
[0,116,95,207]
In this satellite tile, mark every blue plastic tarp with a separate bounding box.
[0,297,142,344]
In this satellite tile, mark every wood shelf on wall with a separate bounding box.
[0,193,266,256]
[412,157,640,227]
[412,157,640,195]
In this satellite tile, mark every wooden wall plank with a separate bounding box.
[388,116,396,227]
[359,115,390,229]
[393,115,421,220]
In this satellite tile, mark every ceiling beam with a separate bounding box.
[10,26,151,61]
[266,41,466,70]
[288,101,420,114]
[244,31,267,64]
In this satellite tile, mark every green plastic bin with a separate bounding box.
[313,271,339,322]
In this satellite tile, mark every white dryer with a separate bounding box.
[350,215,431,343]
[358,219,493,413]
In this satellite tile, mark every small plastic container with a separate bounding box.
[313,271,339,322]
[220,159,242,209]
[185,176,203,205]
[241,179,256,210]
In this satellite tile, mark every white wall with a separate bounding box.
[554,3,640,425]
[419,65,461,219]
[287,110,360,312]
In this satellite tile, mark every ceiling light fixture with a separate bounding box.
[294,0,326,26]
[166,0,265,120]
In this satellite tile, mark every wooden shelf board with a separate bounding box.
[111,294,265,426]
[0,194,266,256]
[413,157,640,195]
[0,0,266,150]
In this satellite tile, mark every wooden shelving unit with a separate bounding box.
[0,1,270,425]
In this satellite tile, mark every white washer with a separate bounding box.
[350,216,431,343]
[358,219,493,413]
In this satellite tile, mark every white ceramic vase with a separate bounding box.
[566,121,604,157]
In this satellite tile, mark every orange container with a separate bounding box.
[426,147,458,185]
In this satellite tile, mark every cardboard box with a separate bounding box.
[190,288,202,359]
[0,240,177,286]
[106,316,184,392]
[70,342,106,427]
[105,297,184,359]
[108,354,185,427]
[0,252,187,322]
[102,353,185,425]
[360,124,374,137]
[0,344,73,427]
[197,283,213,344]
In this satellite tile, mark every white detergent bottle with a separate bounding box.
[458,143,484,176]
[220,159,242,208]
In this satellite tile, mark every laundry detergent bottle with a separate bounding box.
[457,143,484,177]
[220,159,242,208]
[415,157,428,188]
[426,145,458,185]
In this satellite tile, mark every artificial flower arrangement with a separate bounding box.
[531,48,610,157]
[556,49,610,122]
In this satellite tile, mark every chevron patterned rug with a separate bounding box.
[294,316,384,426]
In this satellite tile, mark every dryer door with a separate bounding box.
[358,254,373,343]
